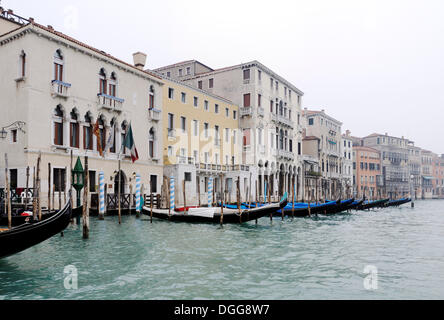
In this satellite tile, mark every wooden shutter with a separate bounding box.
[243,94,250,107]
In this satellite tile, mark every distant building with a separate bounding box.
[362,133,410,199]
[352,146,382,199]
[420,149,435,199]
[407,142,422,199]
[341,130,354,197]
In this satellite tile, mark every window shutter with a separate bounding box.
[243,94,250,107]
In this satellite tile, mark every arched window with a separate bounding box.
[54,105,64,146]
[98,116,106,153]
[83,113,93,150]
[279,129,284,150]
[149,127,155,158]
[99,68,107,94]
[149,85,155,109]
[109,72,117,97]
[54,49,64,81]
[109,118,117,153]
[20,50,26,78]
[70,109,79,148]
[121,122,128,154]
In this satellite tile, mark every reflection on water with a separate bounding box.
[1,200,443,300]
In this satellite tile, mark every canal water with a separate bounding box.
[1,200,443,300]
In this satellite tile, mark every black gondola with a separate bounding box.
[142,193,288,223]
[383,198,412,208]
[356,199,390,210]
[0,196,74,259]
[318,199,355,215]
[278,200,340,217]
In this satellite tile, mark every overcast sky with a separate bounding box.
[4,0,443,154]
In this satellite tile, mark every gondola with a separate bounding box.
[142,193,288,224]
[0,195,74,259]
[318,199,355,215]
[383,198,412,208]
[0,205,82,227]
[356,199,389,210]
[278,200,340,217]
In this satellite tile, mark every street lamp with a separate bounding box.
[410,174,415,208]
[0,121,26,140]
[72,157,85,208]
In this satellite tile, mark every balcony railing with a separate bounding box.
[240,107,252,117]
[271,113,294,128]
[97,93,124,112]
[51,80,71,98]
[178,156,195,165]
[195,163,250,172]
[278,150,295,160]
[257,107,264,117]
[168,128,176,138]
[149,108,161,121]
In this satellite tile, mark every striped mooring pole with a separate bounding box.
[135,174,141,214]
[170,176,175,211]
[99,171,105,220]
[264,180,267,204]
[208,177,213,208]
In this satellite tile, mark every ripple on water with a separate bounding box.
[1,200,444,299]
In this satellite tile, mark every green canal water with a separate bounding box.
[1,200,443,300]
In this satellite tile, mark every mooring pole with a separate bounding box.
[5,154,12,229]
[25,166,30,211]
[82,156,89,239]
[48,163,51,212]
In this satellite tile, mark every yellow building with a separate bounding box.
[158,76,251,206]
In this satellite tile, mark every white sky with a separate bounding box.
[4,0,444,154]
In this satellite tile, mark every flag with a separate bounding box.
[104,122,115,153]
[93,119,103,157]
[122,123,139,163]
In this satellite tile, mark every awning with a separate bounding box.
[304,160,319,166]
[422,176,434,180]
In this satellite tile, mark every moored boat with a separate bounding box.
[142,193,288,223]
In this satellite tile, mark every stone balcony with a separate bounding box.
[278,150,295,160]
[195,163,250,173]
[240,107,252,117]
[257,107,264,117]
[97,93,124,112]
[51,80,71,98]
[178,156,195,165]
[271,113,294,128]
[167,128,176,139]
[149,108,161,121]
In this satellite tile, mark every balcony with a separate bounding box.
[97,93,124,112]
[195,163,250,172]
[178,156,195,165]
[149,108,161,122]
[271,113,294,128]
[167,128,176,139]
[278,150,295,161]
[257,107,264,117]
[240,107,252,117]
[51,80,71,98]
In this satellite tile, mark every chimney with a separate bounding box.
[346,130,350,136]
[47,25,53,30]
[321,109,325,113]
[133,52,147,70]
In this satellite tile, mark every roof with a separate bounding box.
[352,145,380,153]
[0,12,162,82]
[302,109,343,125]
[181,60,304,96]
[153,60,214,73]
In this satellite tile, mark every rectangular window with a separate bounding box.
[186,67,191,75]
[20,53,26,78]
[168,146,173,157]
[179,69,183,76]
[70,122,79,148]
[185,172,192,182]
[308,118,314,126]
[54,121,63,146]
[209,78,214,88]
[53,168,66,192]
[181,92,186,103]
[243,128,251,147]
[258,94,261,107]
[215,104,219,114]
[270,100,273,113]
[225,108,229,117]
[168,113,174,130]
[243,69,250,80]
[198,81,203,89]
[298,142,301,155]
[270,78,274,88]
[193,96,198,107]
[11,129,17,143]
[89,171,96,193]
[180,116,186,132]
[149,93,154,109]
[84,125,93,150]
[99,78,107,94]
[204,123,209,138]
[167,72,171,78]
[168,88,174,99]
[243,93,251,107]
[204,100,209,111]
[225,128,230,143]
[109,83,116,97]
[54,63,63,81]
[233,110,237,120]
[150,175,158,194]
[258,70,261,81]
[193,120,199,136]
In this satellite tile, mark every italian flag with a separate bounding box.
[123,124,139,163]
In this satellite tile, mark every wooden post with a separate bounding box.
[64,166,67,205]
[48,163,51,212]
[255,180,258,205]
[220,174,224,226]
[183,180,187,213]
[292,177,295,219]
[32,166,36,221]
[70,150,73,214]
[237,177,242,223]
[4,154,12,229]
[137,183,143,219]
[52,183,55,212]
[58,168,62,210]
[308,201,311,217]
[82,156,89,239]
[212,177,216,207]
[150,193,153,223]
[36,152,42,221]
[118,160,122,225]
[129,182,133,216]
[104,184,108,216]
[25,166,29,211]
[197,176,201,207]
